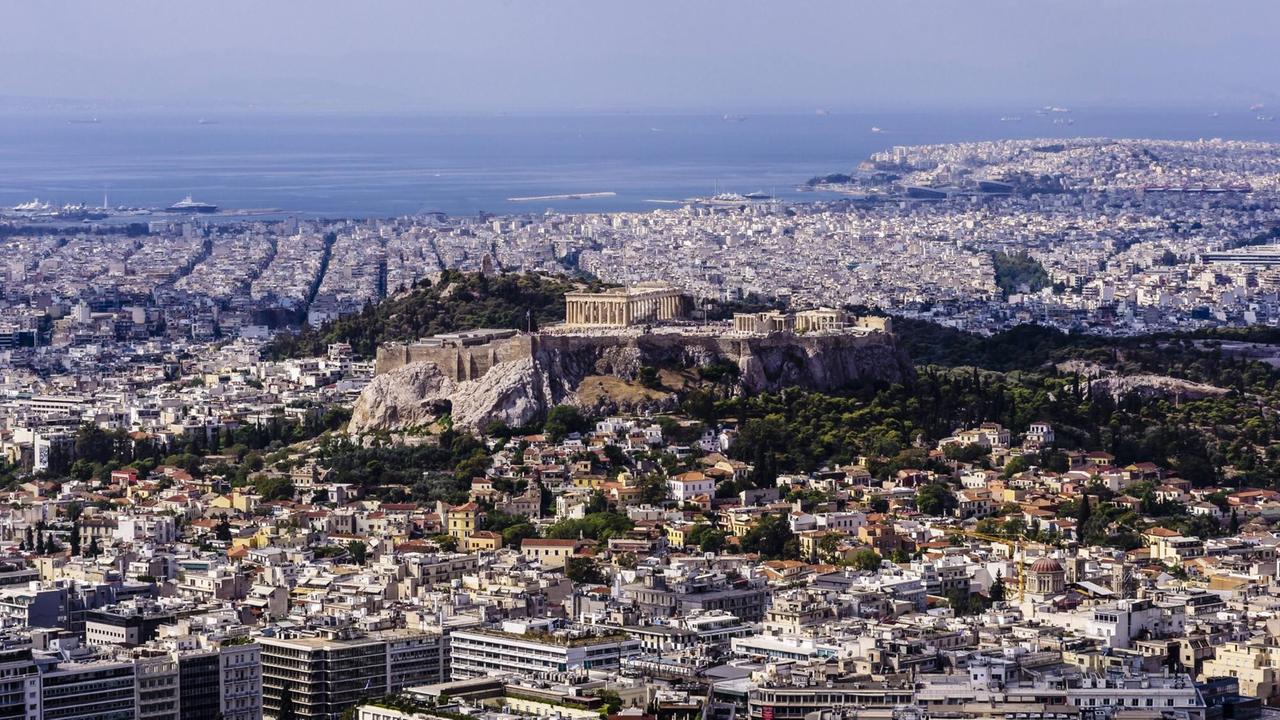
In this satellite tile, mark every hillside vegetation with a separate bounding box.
[267,271,600,359]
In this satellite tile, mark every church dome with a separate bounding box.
[1029,557,1064,574]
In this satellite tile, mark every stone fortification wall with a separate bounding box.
[375,334,534,379]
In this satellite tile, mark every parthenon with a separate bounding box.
[564,283,688,327]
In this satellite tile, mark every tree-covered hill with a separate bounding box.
[266,271,603,359]
[895,316,1280,390]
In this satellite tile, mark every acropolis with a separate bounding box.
[373,285,897,379]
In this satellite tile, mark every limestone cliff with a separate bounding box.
[350,356,549,432]
[349,329,913,433]
[1088,374,1229,402]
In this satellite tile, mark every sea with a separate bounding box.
[1,109,1279,218]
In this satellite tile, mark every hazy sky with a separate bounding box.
[2,0,1277,113]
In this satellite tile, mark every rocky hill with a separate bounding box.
[349,329,913,433]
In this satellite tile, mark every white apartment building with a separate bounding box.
[218,642,263,720]
[449,622,641,680]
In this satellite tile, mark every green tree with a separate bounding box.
[688,524,726,553]
[916,483,957,516]
[636,474,669,505]
[817,532,844,563]
[850,548,882,571]
[544,405,588,443]
[214,515,233,542]
[681,389,718,423]
[638,366,662,390]
[75,425,117,465]
[253,475,295,501]
[564,556,605,584]
[1002,517,1027,538]
[943,443,988,464]
[348,540,368,564]
[1002,456,1031,478]
[501,523,538,547]
[546,512,634,541]
[990,572,1006,602]
[947,588,991,616]
[740,514,795,560]
[453,450,491,485]
[595,690,624,714]
[735,415,787,487]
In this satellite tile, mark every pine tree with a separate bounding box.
[215,515,233,543]
[990,571,1007,602]
[70,521,82,557]
[1077,493,1092,528]
[1230,508,1240,535]
[88,538,101,557]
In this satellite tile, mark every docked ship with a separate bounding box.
[12,198,54,214]
[166,195,218,213]
[690,191,775,206]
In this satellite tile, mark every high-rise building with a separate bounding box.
[39,658,136,720]
[18,633,262,720]
[217,641,262,720]
[176,650,220,720]
[259,629,447,720]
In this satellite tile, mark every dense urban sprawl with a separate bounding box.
[3,138,1280,720]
